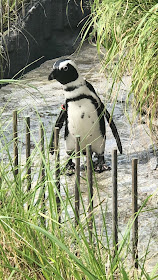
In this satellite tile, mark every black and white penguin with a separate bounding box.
[48,58,122,173]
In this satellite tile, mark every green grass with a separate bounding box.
[81,0,158,140]
[0,107,157,279]
[0,0,30,33]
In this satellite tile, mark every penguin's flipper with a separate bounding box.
[101,103,122,154]
[49,106,67,155]
[102,105,122,154]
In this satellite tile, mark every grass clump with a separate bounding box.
[83,0,158,140]
[0,0,31,33]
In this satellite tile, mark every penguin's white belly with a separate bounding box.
[66,99,105,154]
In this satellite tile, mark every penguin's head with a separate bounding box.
[48,59,84,87]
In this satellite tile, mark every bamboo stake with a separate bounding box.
[54,127,60,223]
[26,116,31,192]
[13,110,18,177]
[112,149,118,254]
[132,158,138,269]
[86,144,93,242]
[75,135,80,227]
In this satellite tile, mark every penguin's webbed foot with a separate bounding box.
[94,163,111,173]
[93,155,111,173]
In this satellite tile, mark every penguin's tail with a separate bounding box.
[105,109,123,154]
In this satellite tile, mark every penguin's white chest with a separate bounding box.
[66,98,105,154]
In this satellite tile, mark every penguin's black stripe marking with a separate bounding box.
[65,94,105,138]
[65,86,79,91]
[66,94,99,107]
[85,80,97,95]
[64,80,97,93]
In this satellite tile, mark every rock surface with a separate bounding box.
[1,0,89,78]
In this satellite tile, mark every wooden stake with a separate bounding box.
[86,144,93,242]
[75,135,80,227]
[112,149,118,254]
[26,117,31,192]
[40,123,45,225]
[40,123,45,180]
[13,110,18,177]
[132,158,138,269]
[54,127,60,223]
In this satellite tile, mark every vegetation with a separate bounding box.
[0,0,30,33]
[0,0,31,79]
[0,0,158,278]
[82,0,158,140]
[0,108,157,279]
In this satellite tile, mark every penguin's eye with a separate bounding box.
[63,66,68,71]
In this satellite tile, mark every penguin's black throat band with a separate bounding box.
[65,85,80,91]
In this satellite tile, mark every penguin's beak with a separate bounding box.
[48,71,54,81]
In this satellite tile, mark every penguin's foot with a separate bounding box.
[93,155,111,173]
[65,159,75,176]
[94,163,111,173]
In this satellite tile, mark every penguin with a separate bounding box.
[48,58,122,173]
